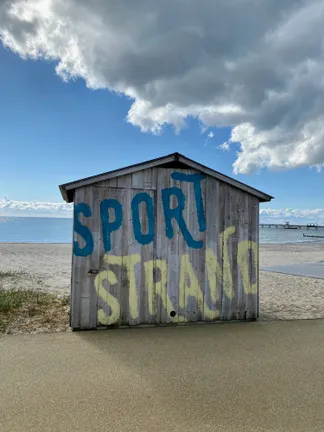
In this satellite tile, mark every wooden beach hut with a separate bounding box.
[59,152,273,330]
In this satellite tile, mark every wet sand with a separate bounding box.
[1,242,324,320]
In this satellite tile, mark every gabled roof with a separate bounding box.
[59,152,273,203]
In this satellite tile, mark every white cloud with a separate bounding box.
[1,0,324,173]
[204,130,215,146]
[0,197,72,218]
[260,208,324,225]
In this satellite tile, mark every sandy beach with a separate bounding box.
[1,242,324,321]
[0,243,72,298]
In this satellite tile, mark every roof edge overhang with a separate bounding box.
[59,152,273,204]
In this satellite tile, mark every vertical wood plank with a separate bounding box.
[97,187,123,327]
[88,186,101,328]
[155,168,167,324]
[220,184,232,320]
[186,169,205,323]
[197,170,207,322]
[70,187,84,329]
[233,189,243,319]
[228,187,238,320]
[216,182,225,321]
[256,201,260,319]
[130,188,155,325]
[138,192,150,324]
[204,177,220,321]
[250,196,259,319]
[159,168,179,324]
[70,186,97,330]
[120,188,131,326]
[183,170,190,323]
[238,194,250,319]
[79,186,95,329]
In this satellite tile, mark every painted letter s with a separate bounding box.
[73,203,94,257]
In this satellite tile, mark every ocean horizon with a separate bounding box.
[0,216,324,245]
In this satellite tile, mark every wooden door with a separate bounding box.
[154,168,206,324]
[95,187,155,327]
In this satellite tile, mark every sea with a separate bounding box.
[0,216,324,244]
[0,217,73,243]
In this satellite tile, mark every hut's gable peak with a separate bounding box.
[59,152,273,203]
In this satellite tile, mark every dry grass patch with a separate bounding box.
[0,271,70,334]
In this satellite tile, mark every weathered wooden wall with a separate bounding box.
[71,167,259,329]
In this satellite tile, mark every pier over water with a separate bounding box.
[260,223,321,230]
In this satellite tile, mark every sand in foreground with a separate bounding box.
[2,321,324,432]
[1,242,324,320]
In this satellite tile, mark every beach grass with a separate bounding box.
[0,271,70,334]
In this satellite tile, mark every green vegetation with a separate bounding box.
[0,271,70,334]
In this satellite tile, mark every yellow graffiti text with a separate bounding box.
[237,240,258,295]
[94,227,257,325]
[95,269,120,326]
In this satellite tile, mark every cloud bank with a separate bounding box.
[1,0,324,174]
[0,197,72,218]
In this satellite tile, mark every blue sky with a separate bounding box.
[1,44,323,212]
[1,0,324,226]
